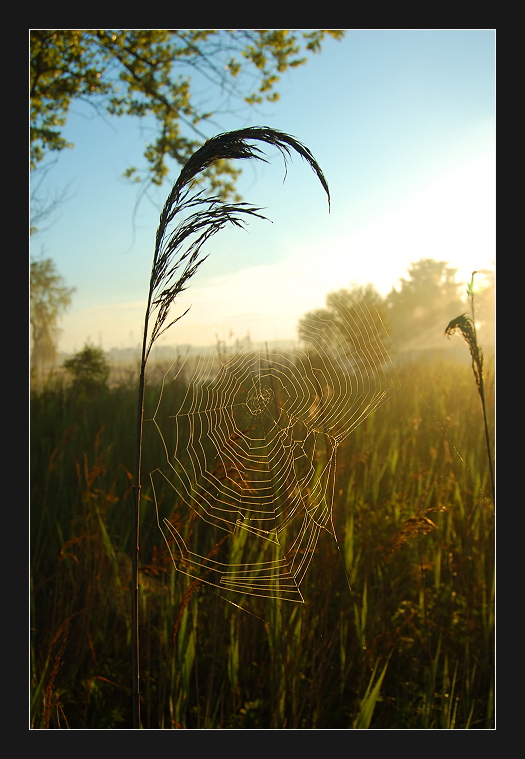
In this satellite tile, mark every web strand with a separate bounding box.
[149,296,400,602]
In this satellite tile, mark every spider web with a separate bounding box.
[148,294,399,604]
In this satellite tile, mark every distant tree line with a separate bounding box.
[298,258,494,357]
[30,255,494,379]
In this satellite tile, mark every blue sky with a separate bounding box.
[30,30,495,354]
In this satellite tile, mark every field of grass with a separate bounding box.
[30,348,494,729]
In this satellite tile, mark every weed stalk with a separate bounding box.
[445,270,495,502]
[131,127,330,728]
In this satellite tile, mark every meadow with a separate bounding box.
[30,345,495,729]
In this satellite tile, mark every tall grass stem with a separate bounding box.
[131,127,330,728]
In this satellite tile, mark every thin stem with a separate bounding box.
[132,378,143,728]
[469,274,495,502]
[479,376,495,502]
[132,307,151,730]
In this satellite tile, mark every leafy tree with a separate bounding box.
[298,284,390,363]
[298,306,338,349]
[30,257,75,370]
[385,258,465,351]
[63,342,110,396]
[30,30,345,197]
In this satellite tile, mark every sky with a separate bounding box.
[30,30,496,356]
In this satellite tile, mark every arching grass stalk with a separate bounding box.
[132,127,330,728]
[444,270,495,502]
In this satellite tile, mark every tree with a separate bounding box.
[30,30,345,198]
[298,284,390,364]
[63,343,110,396]
[30,257,75,371]
[385,258,465,351]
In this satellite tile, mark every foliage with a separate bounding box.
[385,259,465,350]
[30,257,75,370]
[297,262,484,356]
[298,283,389,358]
[30,30,345,196]
[63,343,110,396]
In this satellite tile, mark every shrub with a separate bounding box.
[63,343,110,396]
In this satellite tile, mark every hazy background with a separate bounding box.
[30,30,495,356]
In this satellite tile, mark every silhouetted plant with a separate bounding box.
[445,271,495,501]
[132,126,330,727]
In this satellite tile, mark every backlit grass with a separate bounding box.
[30,349,494,729]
